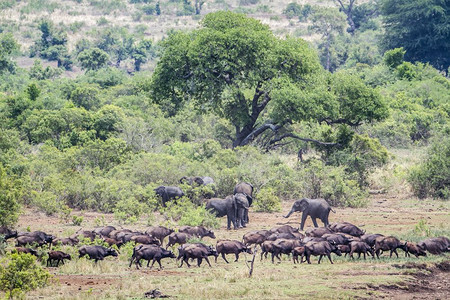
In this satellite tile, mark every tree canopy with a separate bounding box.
[151,11,388,148]
[381,0,450,71]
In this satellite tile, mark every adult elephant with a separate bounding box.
[284,198,335,231]
[233,182,253,224]
[206,194,249,230]
[154,186,184,207]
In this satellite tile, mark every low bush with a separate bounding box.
[161,197,220,229]
[0,253,50,299]
[254,187,281,212]
[408,136,450,199]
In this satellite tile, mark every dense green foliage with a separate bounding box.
[0,253,50,299]
[0,164,21,227]
[381,0,450,71]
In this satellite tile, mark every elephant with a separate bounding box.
[205,194,249,230]
[284,198,335,231]
[233,182,253,224]
[180,176,214,186]
[154,186,185,207]
[234,193,252,228]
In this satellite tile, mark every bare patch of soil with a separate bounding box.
[364,261,450,299]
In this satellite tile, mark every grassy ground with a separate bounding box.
[1,191,447,299]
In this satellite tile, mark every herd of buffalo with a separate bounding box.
[1,220,449,270]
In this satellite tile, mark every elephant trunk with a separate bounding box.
[284,209,295,218]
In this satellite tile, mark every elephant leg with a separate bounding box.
[312,218,319,228]
[300,213,308,231]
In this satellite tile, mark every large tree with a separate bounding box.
[151,11,388,148]
[381,0,450,71]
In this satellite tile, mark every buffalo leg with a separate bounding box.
[358,253,361,259]
[306,253,311,264]
[393,249,399,258]
[318,255,323,264]
[204,256,212,267]
[327,254,333,264]
[184,257,191,268]
[221,253,229,263]
[234,253,239,262]
[197,258,203,267]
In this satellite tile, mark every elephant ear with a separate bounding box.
[299,199,309,211]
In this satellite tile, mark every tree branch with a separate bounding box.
[240,123,282,146]
[268,133,340,147]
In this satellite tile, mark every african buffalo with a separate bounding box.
[145,226,174,246]
[47,250,71,267]
[78,245,118,263]
[374,236,407,258]
[304,241,342,264]
[179,244,217,268]
[215,240,251,263]
[130,245,175,269]
[179,226,215,239]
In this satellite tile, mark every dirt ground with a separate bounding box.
[10,192,450,299]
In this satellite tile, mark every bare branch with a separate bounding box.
[269,133,340,147]
[240,123,282,146]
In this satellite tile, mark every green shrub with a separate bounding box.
[0,164,21,227]
[113,197,148,224]
[254,188,281,212]
[161,197,220,229]
[408,136,450,199]
[72,215,84,226]
[31,191,60,216]
[383,47,405,69]
[0,253,50,299]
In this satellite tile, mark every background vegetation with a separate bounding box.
[0,0,448,228]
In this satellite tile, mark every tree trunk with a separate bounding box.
[325,35,331,71]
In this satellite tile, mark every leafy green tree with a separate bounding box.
[0,164,21,227]
[69,84,101,110]
[78,48,109,71]
[309,7,347,71]
[30,19,72,69]
[0,33,20,74]
[93,105,125,140]
[383,47,405,69]
[152,12,387,148]
[0,253,50,299]
[26,83,40,101]
[131,39,152,71]
[381,0,450,71]
[283,2,303,19]
[29,59,62,80]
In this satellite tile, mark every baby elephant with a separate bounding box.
[47,250,71,267]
